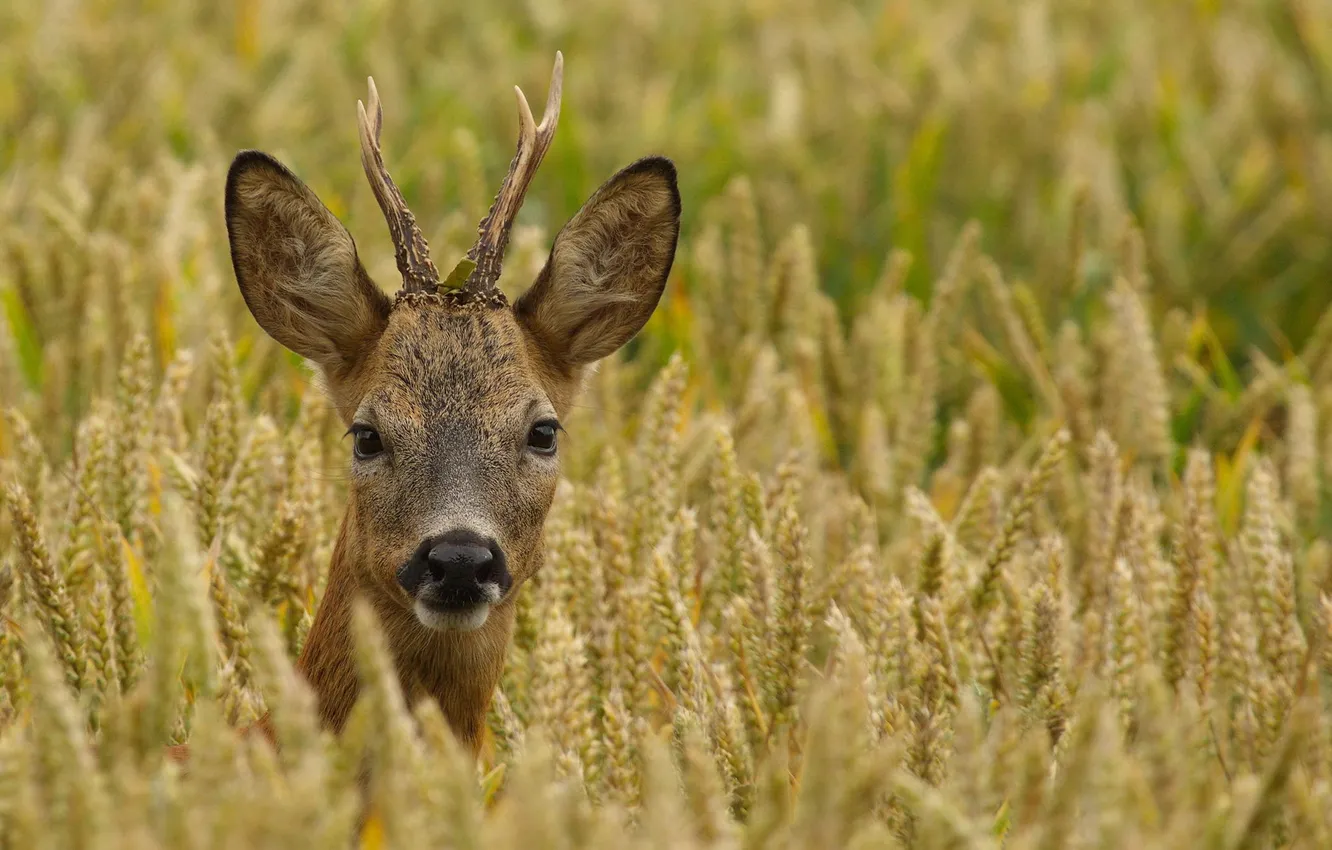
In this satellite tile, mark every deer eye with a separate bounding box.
[527,420,559,455]
[351,426,384,460]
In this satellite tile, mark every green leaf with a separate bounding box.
[442,258,477,291]
[1,287,42,389]
[992,799,1012,839]
[480,763,507,807]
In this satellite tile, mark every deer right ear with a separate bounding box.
[514,157,681,369]
[225,150,391,379]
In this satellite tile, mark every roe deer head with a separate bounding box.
[221,53,680,755]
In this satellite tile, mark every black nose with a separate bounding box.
[396,529,511,608]
[427,541,494,583]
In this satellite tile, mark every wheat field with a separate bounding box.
[3,0,1332,848]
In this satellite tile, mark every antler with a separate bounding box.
[461,52,564,295]
[358,78,441,294]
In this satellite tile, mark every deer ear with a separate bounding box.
[225,150,391,379]
[514,157,680,368]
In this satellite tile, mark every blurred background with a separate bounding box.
[3,0,1332,466]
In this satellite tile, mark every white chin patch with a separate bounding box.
[413,582,502,632]
[414,601,490,632]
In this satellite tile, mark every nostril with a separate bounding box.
[473,548,503,586]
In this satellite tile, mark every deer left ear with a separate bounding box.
[515,157,680,368]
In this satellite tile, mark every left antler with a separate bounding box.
[358,77,441,295]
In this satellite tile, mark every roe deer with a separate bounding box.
[197,53,679,758]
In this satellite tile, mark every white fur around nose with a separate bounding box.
[413,582,502,632]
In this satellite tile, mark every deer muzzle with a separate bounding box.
[397,529,511,631]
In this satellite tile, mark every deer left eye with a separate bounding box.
[351,427,384,459]
[527,421,558,455]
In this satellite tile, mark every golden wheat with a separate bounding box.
[4,0,1332,848]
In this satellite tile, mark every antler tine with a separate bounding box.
[462,51,564,294]
[357,76,440,294]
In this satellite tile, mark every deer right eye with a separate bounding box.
[526,421,559,455]
[351,427,384,460]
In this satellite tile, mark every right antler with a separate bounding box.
[458,52,564,297]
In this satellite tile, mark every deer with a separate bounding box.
[170,52,680,763]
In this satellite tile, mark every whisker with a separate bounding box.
[307,466,355,484]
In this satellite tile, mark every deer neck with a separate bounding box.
[293,510,515,755]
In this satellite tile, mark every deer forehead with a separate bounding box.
[353,303,552,429]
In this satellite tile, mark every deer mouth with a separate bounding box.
[412,582,502,632]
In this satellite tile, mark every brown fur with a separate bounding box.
[209,143,680,761]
